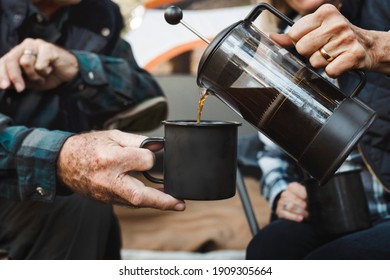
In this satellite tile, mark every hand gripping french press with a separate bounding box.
[165,3,376,185]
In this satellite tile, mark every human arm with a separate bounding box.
[0,37,165,130]
[0,113,73,201]
[66,39,166,130]
[270,4,390,77]
[257,134,308,222]
[0,113,185,211]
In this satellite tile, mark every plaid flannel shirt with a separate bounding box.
[0,114,72,202]
[0,0,164,202]
[257,133,390,223]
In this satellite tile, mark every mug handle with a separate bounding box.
[140,137,165,184]
[244,3,367,98]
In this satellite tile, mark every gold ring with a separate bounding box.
[319,47,335,62]
[23,49,37,57]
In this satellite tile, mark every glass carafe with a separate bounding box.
[197,3,376,184]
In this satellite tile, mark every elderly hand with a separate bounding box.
[276,182,309,222]
[57,130,186,211]
[270,4,390,77]
[0,38,79,92]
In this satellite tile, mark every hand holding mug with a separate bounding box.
[57,130,186,211]
[276,182,309,222]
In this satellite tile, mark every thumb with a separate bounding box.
[122,176,186,211]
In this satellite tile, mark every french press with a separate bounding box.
[165,3,376,184]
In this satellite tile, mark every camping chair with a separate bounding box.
[236,133,264,237]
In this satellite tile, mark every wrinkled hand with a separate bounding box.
[0,38,79,92]
[57,130,186,211]
[276,182,308,222]
[270,4,388,77]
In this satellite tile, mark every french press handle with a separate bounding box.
[244,2,366,98]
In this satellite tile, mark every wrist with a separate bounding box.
[367,30,390,75]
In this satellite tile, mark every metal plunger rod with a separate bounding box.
[164,6,210,44]
[180,20,210,44]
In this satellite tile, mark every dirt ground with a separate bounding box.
[115,175,270,252]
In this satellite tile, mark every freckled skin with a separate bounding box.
[57,130,186,211]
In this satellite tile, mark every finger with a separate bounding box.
[290,202,309,218]
[293,26,333,58]
[19,52,45,83]
[116,146,156,172]
[280,199,307,216]
[324,53,357,78]
[113,131,164,153]
[110,130,148,148]
[288,13,323,45]
[36,65,53,77]
[122,176,185,211]
[34,45,56,76]
[309,49,330,68]
[292,6,348,58]
[287,183,308,200]
[0,60,10,89]
[4,55,25,92]
[277,202,305,222]
[269,33,295,47]
[280,210,305,222]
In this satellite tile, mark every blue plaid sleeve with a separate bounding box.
[0,114,73,202]
[57,39,164,128]
[257,133,305,208]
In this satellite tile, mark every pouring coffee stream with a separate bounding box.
[164,3,376,185]
[164,5,276,124]
[164,6,210,124]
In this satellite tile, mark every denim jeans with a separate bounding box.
[246,218,390,260]
[0,194,121,260]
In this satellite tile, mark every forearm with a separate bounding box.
[60,40,164,122]
[0,114,73,202]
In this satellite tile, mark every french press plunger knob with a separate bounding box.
[164,6,210,44]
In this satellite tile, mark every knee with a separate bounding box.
[246,219,313,260]
[246,221,289,259]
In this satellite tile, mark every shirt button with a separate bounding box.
[78,84,86,91]
[36,187,46,196]
[101,28,111,37]
[13,14,23,24]
[36,14,44,23]
[88,72,95,80]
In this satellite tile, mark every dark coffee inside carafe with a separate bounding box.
[222,71,346,161]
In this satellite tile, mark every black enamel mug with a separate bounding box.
[140,120,241,200]
[305,170,371,236]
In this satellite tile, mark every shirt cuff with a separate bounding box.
[16,129,74,202]
[268,178,289,208]
[72,50,108,86]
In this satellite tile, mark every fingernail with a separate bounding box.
[15,82,24,92]
[1,80,9,89]
[174,203,185,211]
